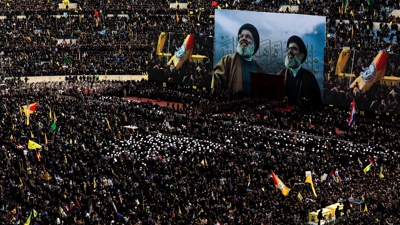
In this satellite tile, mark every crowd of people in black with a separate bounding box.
[0,0,398,77]
[1,0,400,224]
[0,78,400,225]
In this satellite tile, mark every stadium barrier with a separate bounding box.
[5,74,148,84]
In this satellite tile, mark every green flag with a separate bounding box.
[64,55,72,65]
[51,123,57,131]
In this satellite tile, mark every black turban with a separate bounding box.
[287,35,307,63]
[238,23,260,55]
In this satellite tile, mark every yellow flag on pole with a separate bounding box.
[379,166,384,178]
[363,164,372,174]
[335,49,351,75]
[271,171,291,196]
[106,118,111,130]
[305,174,317,197]
[28,140,42,150]
[23,213,32,225]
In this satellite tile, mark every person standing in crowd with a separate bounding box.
[212,23,264,95]
[278,35,322,107]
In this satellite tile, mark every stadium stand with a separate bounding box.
[1,0,400,224]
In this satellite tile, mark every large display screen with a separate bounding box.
[213,10,326,105]
[324,47,400,112]
[147,32,214,88]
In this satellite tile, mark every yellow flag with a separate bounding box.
[23,214,32,225]
[271,171,290,196]
[178,206,182,215]
[31,131,34,138]
[305,174,317,197]
[106,118,111,130]
[364,203,368,212]
[22,102,38,115]
[93,178,97,188]
[26,114,30,125]
[335,49,351,75]
[297,192,303,201]
[28,140,42,150]
[49,109,52,119]
[33,209,38,218]
[44,133,48,145]
[379,166,384,178]
[363,164,372,174]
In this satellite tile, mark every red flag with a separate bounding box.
[348,99,356,130]
[368,158,375,167]
[334,35,338,49]
[36,152,41,162]
[212,1,218,7]
[329,169,334,176]
[94,10,100,18]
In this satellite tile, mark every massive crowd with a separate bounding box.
[1,0,400,224]
[0,0,399,77]
[0,78,399,225]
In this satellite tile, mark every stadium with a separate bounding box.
[0,0,400,224]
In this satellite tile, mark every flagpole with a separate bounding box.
[349,49,355,87]
[167,32,171,64]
